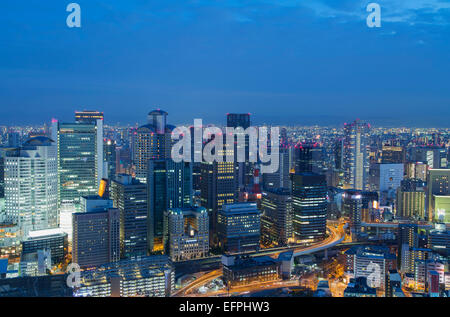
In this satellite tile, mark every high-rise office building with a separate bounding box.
[428,223,449,256]
[104,138,116,181]
[7,132,21,148]
[433,195,450,223]
[409,147,447,169]
[147,160,192,253]
[57,120,104,240]
[134,110,173,182]
[75,110,104,124]
[262,147,291,191]
[22,228,68,265]
[426,169,450,221]
[217,202,261,253]
[292,173,327,242]
[200,159,237,246]
[167,206,209,261]
[398,223,419,271]
[381,146,405,164]
[4,137,58,236]
[110,174,148,259]
[369,163,404,193]
[343,120,370,191]
[72,196,120,268]
[226,113,253,190]
[405,162,428,182]
[260,188,293,247]
[0,148,20,200]
[294,143,323,174]
[57,120,104,209]
[396,179,426,220]
[342,190,363,239]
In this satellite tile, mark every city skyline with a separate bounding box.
[0,1,449,302]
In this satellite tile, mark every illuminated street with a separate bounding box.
[174,223,346,297]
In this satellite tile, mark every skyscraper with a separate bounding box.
[217,202,261,253]
[343,120,370,191]
[226,113,253,190]
[168,206,209,261]
[104,138,117,181]
[57,120,104,240]
[294,143,323,175]
[397,223,419,271]
[292,173,327,242]
[260,188,293,247]
[57,120,104,209]
[396,179,426,220]
[405,162,427,182]
[381,145,405,164]
[147,160,192,253]
[4,137,58,236]
[342,190,363,239]
[262,147,291,191]
[200,160,237,247]
[72,196,120,268]
[409,146,447,169]
[110,174,148,259]
[426,169,450,221]
[134,110,173,182]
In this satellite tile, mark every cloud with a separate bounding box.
[278,0,450,26]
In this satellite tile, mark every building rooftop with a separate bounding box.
[27,228,66,239]
[22,136,54,147]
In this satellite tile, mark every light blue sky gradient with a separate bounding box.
[0,0,449,126]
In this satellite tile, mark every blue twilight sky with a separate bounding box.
[0,0,449,127]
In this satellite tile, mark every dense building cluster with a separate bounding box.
[0,111,449,297]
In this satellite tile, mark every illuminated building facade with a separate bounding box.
[344,245,396,290]
[409,146,447,169]
[200,159,237,247]
[75,110,104,124]
[343,120,370,191]
[110,174,148,259]
[4,137,58,236]
[396,179,426,220]
[226,113,253,189]
[433,195,450,223]
[405,162,427,182]
[428,224,449,256]
[342,190,363,239]
[147,160,192,253]
[134,110,173,182]
[262,147,291,190]
[426,169,450,221]
[292,173,327,242]
[260,188,293,247]
[22,228,68,265]
[381,145,405,164]
[57,121,103,210]
[168,206,209,261]
[104,138,116,180]
[222,254,281,288]
[217,202,260,253]
[75,256,174,297]
[72,196,120,268]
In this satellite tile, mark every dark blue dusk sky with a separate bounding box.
[0,1,449,127]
